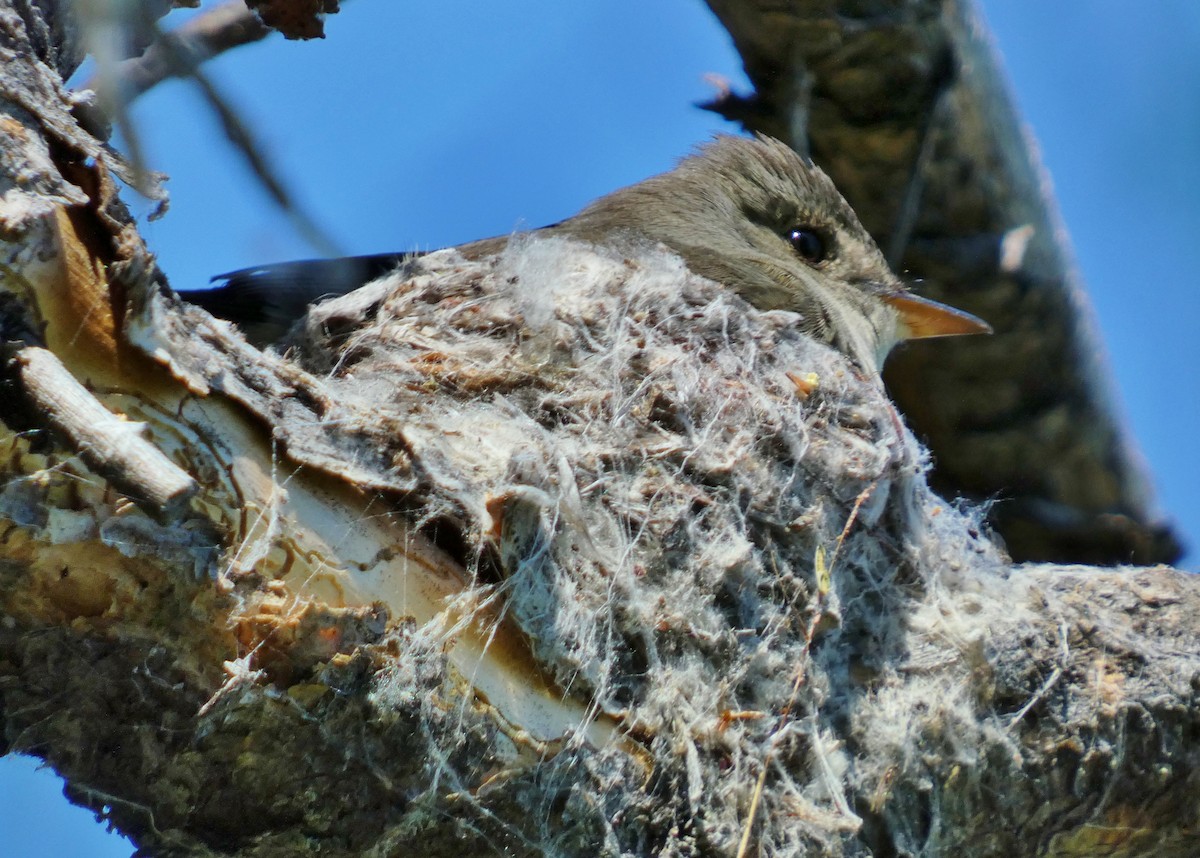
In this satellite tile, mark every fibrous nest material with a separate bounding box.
[276,236,1013,855]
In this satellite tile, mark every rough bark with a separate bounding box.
[1,2,1196,857]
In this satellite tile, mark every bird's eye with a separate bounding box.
[787,227,826,264]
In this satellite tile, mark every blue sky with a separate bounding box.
[3,1,1197,853]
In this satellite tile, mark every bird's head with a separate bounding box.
[566,134,990,371]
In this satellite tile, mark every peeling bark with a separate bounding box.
[1,2,1196,857]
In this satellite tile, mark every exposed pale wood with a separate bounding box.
[11,346,197,518]
[1,3,1196,857]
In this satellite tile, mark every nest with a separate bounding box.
[273,236,1009,855]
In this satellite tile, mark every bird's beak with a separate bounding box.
[883,291,993,340]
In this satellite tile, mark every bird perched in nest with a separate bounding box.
[187,135,989,371]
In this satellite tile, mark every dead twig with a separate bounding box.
[74,1,341,253]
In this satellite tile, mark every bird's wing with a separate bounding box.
[181,252,419,345]
[180,224,559,346]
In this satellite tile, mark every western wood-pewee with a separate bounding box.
[188,135,989,370]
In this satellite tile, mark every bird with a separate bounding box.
[185,135,990,371]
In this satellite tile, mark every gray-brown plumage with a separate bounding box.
[188,135,988,369]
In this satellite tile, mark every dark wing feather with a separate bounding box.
[181,252,418,345]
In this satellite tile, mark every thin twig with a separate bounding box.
[77,2,269,115]
[159,30,344,256]
[75,1,343,254]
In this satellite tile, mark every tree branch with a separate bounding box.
[1,2,1195,857]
